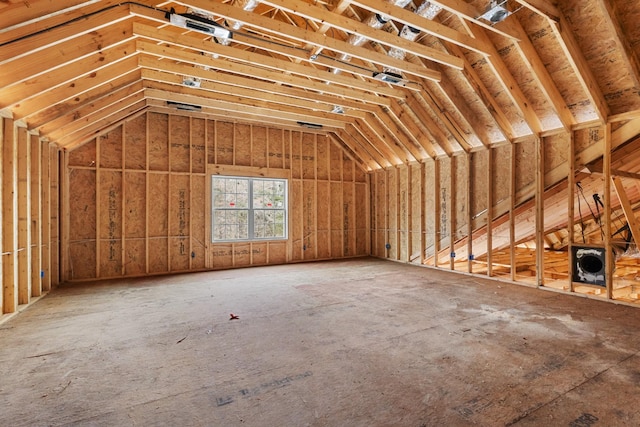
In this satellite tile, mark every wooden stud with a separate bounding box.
[467,153,473,274]
[3,118,18,313]
[17,126,31,304]
[420,162,426,264]
[30,134,42,297]
[41,141,51,292]
[509,143,516,282]
[536,136,545,287]
[434,159,441,268]
[603,123,613,298]
[487,147,493,277]
[568,131,576,292]
[449,156,456,271]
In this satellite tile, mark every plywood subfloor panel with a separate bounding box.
[2,259,640,426]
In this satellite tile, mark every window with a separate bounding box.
[211,176,287,242]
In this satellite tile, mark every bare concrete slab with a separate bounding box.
[1,258,639,426]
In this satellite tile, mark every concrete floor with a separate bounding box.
[1,258,639,426]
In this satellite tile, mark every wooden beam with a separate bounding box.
[0,39,137,111]
[347,0,490,56]
[568,131,576,292]
[136,41,396,105]
[603,123,613,298]
[11,56,140,121]
[595,0,640,92]
[139,58,379,113]
[549,15,610,124]
[611,177,640,254]
[2,118,18,313]
[17,126,32,305]
[256,0,466,68]
[30,134,42,297]
[535,136,544,286]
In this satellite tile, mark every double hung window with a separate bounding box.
[211,176,287,242]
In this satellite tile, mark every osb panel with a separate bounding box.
[317,230,331,259]
[68,168,96,241]
[99,125,122,169]
[252,126,267,168]
[215,121,234,165]
[356,229,367,255]
[170,115,190,173]
[355,182,367,237]
[191,118,206,174]
[561,0,640,115]
[330,141,342,181]
[290,132,302,180]
[232,244,251,267]
[191,175,206,270]
[124,113,146,170]
[317,181,330,231]
[492,145,511,209]
[290,179,303,261]
[355,162,366,183]
[68,139,96,167]
[69,241,96,280]
[301,133,316,180]
[574,127,604,166]
[211,244,233,269]
[169,175,190,238]
[99,240,122,277]
[99,170,122,240]
[170,237,190,271]
[410,164,422,258]
[470,150,489,220]
[149,112,169,171]
[371,172,384,256]
[302,180,316,259]
[148,237,168,273]
[399,167,408,261]
[124,172,145,239]
[234,123,252,167]
[283,130,292,170]
[148,173,168,237]
[207,120,216,165]
[424,80,481,149]
[251,242,267,265]
[490,29,562,132]
[316,136,329,181]
[331,230,342,258]
[424,160,436,257]
[518,10,592,123]
[438,158,451,241]
[515,139,536,194]
[544,133,569,173]
[343,155,354,182]
[455,155,469,236]
[124,239,145,276]
[441,66,505,144]
[343,183,355,257]
[268,128,285,169]
[267,241,287,264]
[330,181,343,257]
[355,182,367,255]
[387,168,398,258]
[464,49,530,138]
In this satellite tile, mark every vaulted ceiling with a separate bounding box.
[2,0,640,171]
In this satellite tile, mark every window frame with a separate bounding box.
[211,174,288,243]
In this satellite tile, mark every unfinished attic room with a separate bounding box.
[3,0,640,424]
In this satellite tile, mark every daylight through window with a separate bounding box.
[211,176,287,242]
